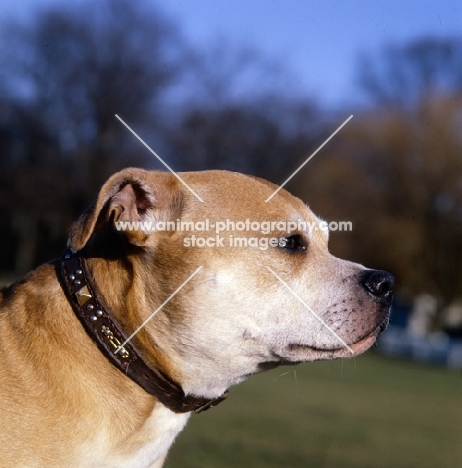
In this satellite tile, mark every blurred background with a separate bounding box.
[0,0,461,466]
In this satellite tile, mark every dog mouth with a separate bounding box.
[285,318,389,362]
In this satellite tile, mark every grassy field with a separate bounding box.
[165,352,462,468]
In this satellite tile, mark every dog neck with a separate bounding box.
[57,249,228,414]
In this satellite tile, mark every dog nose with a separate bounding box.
[360,270,395,304]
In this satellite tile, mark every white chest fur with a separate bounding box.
[78,405,190,468]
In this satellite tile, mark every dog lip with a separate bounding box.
[287,317,389,359]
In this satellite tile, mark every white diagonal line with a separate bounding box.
[266,266,354,354]
[115,114,204,202]
[114,266,203,354]
[265,115,353,202]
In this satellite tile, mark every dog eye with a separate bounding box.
[281,234,307,252]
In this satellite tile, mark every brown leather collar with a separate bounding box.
[57,250,228,413]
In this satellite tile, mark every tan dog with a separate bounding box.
[0,168,393,467]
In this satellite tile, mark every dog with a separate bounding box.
[0,168,393,467]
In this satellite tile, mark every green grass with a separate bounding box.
[165,353,462,468]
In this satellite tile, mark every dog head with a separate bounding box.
[68,168,393,399]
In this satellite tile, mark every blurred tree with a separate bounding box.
[159,32,319,181]
[0,97,72,272]
[0,0,184,274]
[178,37,299,109]
[165,97,320,183]
[3,0,182,189]
[358,37,462,107]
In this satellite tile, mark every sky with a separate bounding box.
[1,0,461,107]
[164,0,462,106]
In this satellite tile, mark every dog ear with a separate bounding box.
[68,168,181,251]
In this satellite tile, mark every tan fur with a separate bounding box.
[0,168,392,467]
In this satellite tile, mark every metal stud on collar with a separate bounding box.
[75,285,92,306]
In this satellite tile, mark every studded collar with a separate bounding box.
[57,250,228,413]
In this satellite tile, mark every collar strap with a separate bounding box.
[57,250,228,414]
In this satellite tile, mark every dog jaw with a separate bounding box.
[283,318,389,362]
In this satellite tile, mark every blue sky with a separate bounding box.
[1,0,461,107]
